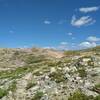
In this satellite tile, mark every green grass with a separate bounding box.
[68,90,100,100]
[0,65,33,79]
[64,50,80,56]
[94,95,100,100]
[0,81,17,98]
[8,81,17,92]
[25,55,45,64]
[94,84,100,88]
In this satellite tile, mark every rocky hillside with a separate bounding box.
[0,47,100,100]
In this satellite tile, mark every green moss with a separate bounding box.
[31,91,43,100]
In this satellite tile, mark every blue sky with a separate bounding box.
[0,0,100,49]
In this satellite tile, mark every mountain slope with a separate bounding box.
[0,47,100,100]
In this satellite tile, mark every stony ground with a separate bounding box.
[0,47,100,100]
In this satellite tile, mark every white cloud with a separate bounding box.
[58,45,68,50]
[57,42,68,50]
[68,32,73,36]
[87,36,100,42]
[44,20,51,24]
[79,36,100,49]
[79,6,99,13]
[79,41,96,48]
[72,37,76,40]
[44,46,56,50]
[60,42,68,45]
[71,15,95,27]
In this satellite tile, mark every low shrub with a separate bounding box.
[49,71,66,83]
[68,90,89,100]
[0,88,7,99]
[31,91,43,100]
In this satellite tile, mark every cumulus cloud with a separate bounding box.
[79,42,96,48]
[44,20,51,24]
[87,36,100,42]
[79,6,99,13]
[71,15,95,27]
[79,36,100,49]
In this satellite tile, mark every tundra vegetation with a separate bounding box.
[0,46,100,100]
